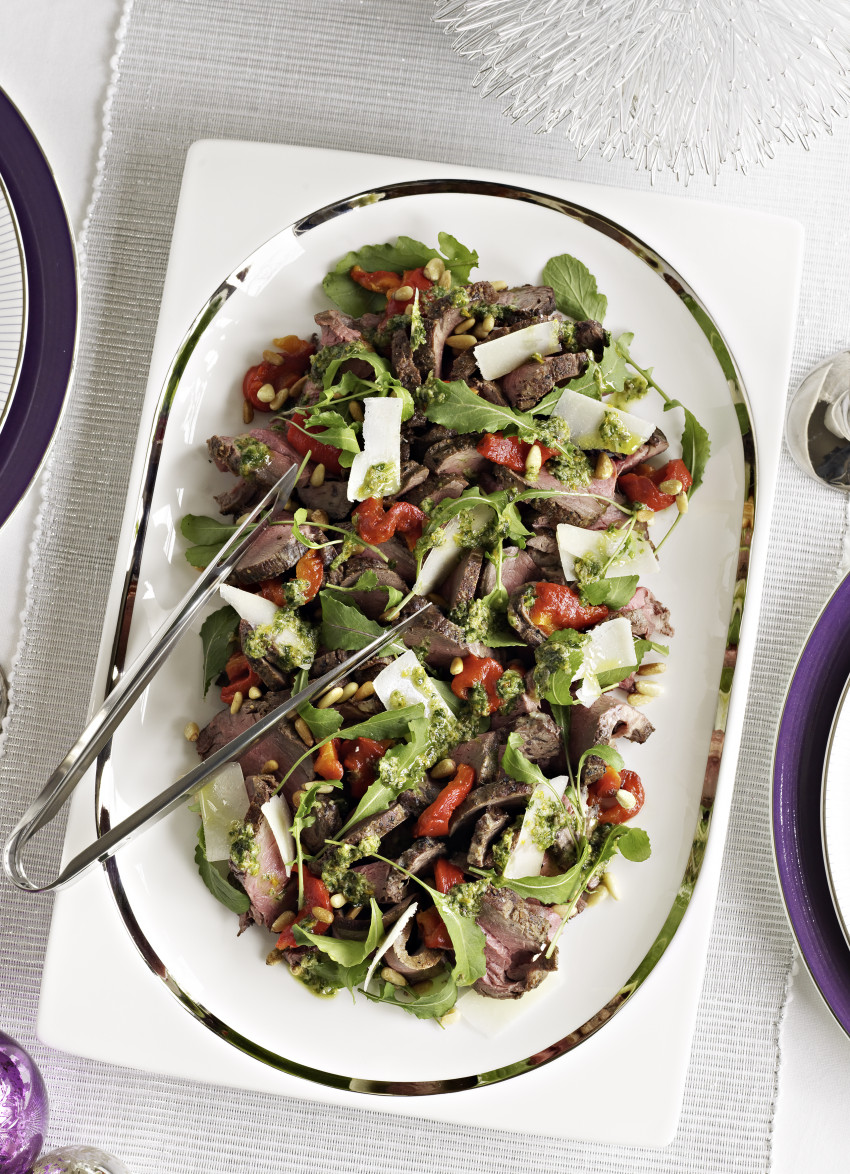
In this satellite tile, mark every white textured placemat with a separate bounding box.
[1,1,850,1171]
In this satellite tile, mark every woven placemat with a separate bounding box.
[2,2,850,1170]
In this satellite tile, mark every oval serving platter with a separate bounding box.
[96,179,754,1094]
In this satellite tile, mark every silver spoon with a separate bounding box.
[787,350,850,489]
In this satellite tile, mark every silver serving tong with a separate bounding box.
[3,460,427,893]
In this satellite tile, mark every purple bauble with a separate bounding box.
[0,1028,48,1174]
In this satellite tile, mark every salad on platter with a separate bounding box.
[180,231,710,1023]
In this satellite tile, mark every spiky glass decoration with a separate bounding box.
[434,0,850,179]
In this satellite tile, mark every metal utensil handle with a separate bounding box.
[3,464,298,892]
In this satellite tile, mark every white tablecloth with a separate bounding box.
[2,2,850,1170]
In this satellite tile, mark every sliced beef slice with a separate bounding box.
[384,837,447,904]
[405,472,468,509]
[613,585,674,639]
[413,301,465,378]
[468,808,509,869]
[449,778,532,835]
[451,731,502,784]
[296,479,350,520]
[506,584,545,647]
[478,547,537,599]
[450,348,509,405]
[573,319,608,359]
[239,619,289,690]
[215,477,263,517]
[443,549,483,609]
[300,799,343,855]
[612,426,669,477]
[509,711,561,765]
[402,609,492,669]
[339,557,408,620]
[568,694,654,784]
[391,327,422,390]
[383,918,446,981]
[424,436,487,478]
[473,885,561,1000]
[229,774,288,930]
[492,465,617,529]
[231,523,308,585]
[500,351,587,412]
[493,285,556,318]
[195,710,312,794]
[315,309,362,347]
[388,460,430,500]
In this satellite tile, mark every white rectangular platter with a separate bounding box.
[37,140,802,1147]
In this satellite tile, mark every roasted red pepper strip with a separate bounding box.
[417,905,452,950]
[434,858,466,894]
[258,578,286,607]
[220,652,262,704]
[242,336,314,411]
[294,548,324,603]
[314,738,344,781]
[413,764,476,838]
[384,267,433,317]
[529,582,609,637]
[619,458,693,512]
[342,737,392,800]
[593,768,645,825]
[350,265,402,293]
[286,412,344,476]
[352,496,427,551]
[275,868,332,949]
[476,432,558,473]
[451,654,505,715]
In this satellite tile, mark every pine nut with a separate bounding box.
[595,453,615,480]
[317,783,335,794]
[294,716,314,746]
[602,871,621,900]
[330,892,347,909]
[248,685,263,699]
[291,790,306,809]
[491,280,509,291]
[262,349,284,365]
[635,509,654,523]
[266,948,284,965]
[438,270,452,290]
[236,512,252,525]
[339,681,359,702]
[346,905,363,920]
[269,387,289,412]
[427,592,448,608]
[353,680,376,701]
[584,887,608,907]
[411,980,433,995]
[290,375,308,398]
[550,903,570,918]
[394,284,414,302]
[445,334,477,350]
[676,491,689,515]
[312,906,334,925]
[615,788,638,810]
[431,758,456,779]
[449,657,464,675]
[230,691,244,714]
[242,399,254,425]
[261,759,279,774]
[404,303,414,317]
[424,256,445,280]
[256,383,275,404]
[439,1009,461,1026]
[457,317,476,333]
[645,513,657,526]
[479,313,495,334]
[473,323,489,340]
[271,910,295,932]
[637,661,667,676]
[309,509,329,525]
[381,966,407,987]
[310,463,326,487]
[659,478,683,495]
[524,444,543,478]
[628,693,652,708]
[183,721,200,742]
[284,497,297,511]
[317,686,344,709]
[349,400,364,421]
[635,680,663,697]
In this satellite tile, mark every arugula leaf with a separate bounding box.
[437,232,479,284]
[199,605,240,696]
[338,704,425,742]
[430,891,487,987]
[431,678,463,715]
[322,266,385,317]
[577,743,624,784]
[595,823,652,867]
[501,731,549,790]
[339,713,431,833]
[542,253,607,322]
[425,378,536,435]
[290,781,343,900]
[323,569,404,612]
[581,575,639,609]
[288,411,360,469]
[360,965,458,1021]
[194,826,250,914]
[294,898,383,964]
[493,843,590,904]
[319,346,392,391]
[299,699,344,741]
[634,638,669,661]
[181,514,242,547]
[318,592,405,655]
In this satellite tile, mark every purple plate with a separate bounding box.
[774,572,850,1031]
[0,87,78,529]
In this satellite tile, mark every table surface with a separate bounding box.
[2,1,850,1169]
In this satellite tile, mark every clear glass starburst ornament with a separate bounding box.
[434,0,850,179]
